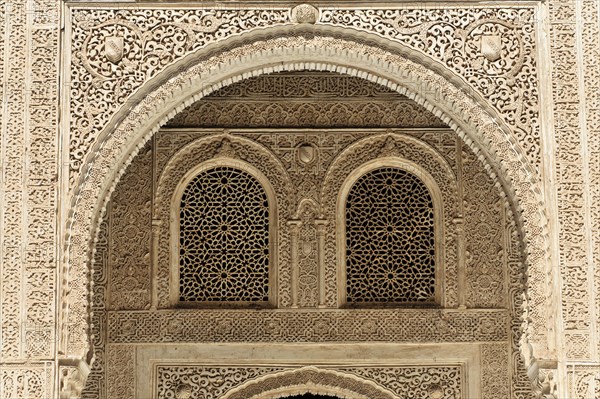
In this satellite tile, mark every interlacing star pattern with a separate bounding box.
[179,167,270,302]
[345,167,435,303]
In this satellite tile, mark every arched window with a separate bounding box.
[177,165,272,306]
[342,166,437,306]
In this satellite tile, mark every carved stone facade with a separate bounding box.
[82,68,526,396]
[0,1,599,398]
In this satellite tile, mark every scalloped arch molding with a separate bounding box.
[61,23,554,395]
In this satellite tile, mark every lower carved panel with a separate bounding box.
[0,363,53,399]
[108,309,508,343]
[156,365,463,399]
[157,366,281,399]
[568,364,600,398]
[106,345,135,399]
[481,343,510,398]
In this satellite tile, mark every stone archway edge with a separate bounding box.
[60,21,553,398]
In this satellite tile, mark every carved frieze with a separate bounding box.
[166,72,446,129]
[107,309,509,343]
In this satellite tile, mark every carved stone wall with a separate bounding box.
[62,18,554,383]
[83,88,521,396]
[3,0,600,398]
[0,0,59,396]
[548,0,600,388]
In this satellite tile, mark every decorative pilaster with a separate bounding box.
[315,220,328,308]
[288,220,302,309]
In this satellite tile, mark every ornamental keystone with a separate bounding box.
[480,34,502,62]
[105,36,123,64]
[291,4,318,24]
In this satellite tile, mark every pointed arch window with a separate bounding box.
[340,163,440,306]
[176,165,273,306]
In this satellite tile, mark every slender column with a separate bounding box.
[287,220,302,308]
[150,219,162,310]
[315,220,328,308]
[454,217,467,309]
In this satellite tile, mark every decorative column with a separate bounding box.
[151,219,162,310]
[288,220,302,308]
[315,220,328,308]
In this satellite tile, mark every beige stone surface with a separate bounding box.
[0,1,598,398]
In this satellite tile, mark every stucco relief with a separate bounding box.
[0,0,599,396]
[69,6,540,180]
[81,123,528,397]
[548,0,600,368]
[155,365,462,399]
[62,6,551,398]
[166,72,447,128]
[319,7,540,167]
[69,8,291,178]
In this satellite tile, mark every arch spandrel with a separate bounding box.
[62,23,552,397]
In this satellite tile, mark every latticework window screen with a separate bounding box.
[178,167,270,303]
[345,167,435,304]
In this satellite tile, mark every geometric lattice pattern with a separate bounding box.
[179,167,270,302]
[345,167,435,303]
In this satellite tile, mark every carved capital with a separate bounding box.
[314,219,328,235]
[287,219,303,235]
[58,358,90,399]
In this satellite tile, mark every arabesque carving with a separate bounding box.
[4,0,600,396]
[82,125,529,397]
[69,7,291,177]
[107,308,508,343]
[64,28,543,399]
[167,72,446,129]
[320,7,540,167]
[218,366,459,399]
[109,143,152,310]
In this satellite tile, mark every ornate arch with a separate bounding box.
[220,367,398,399]
[61,24,552,395]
